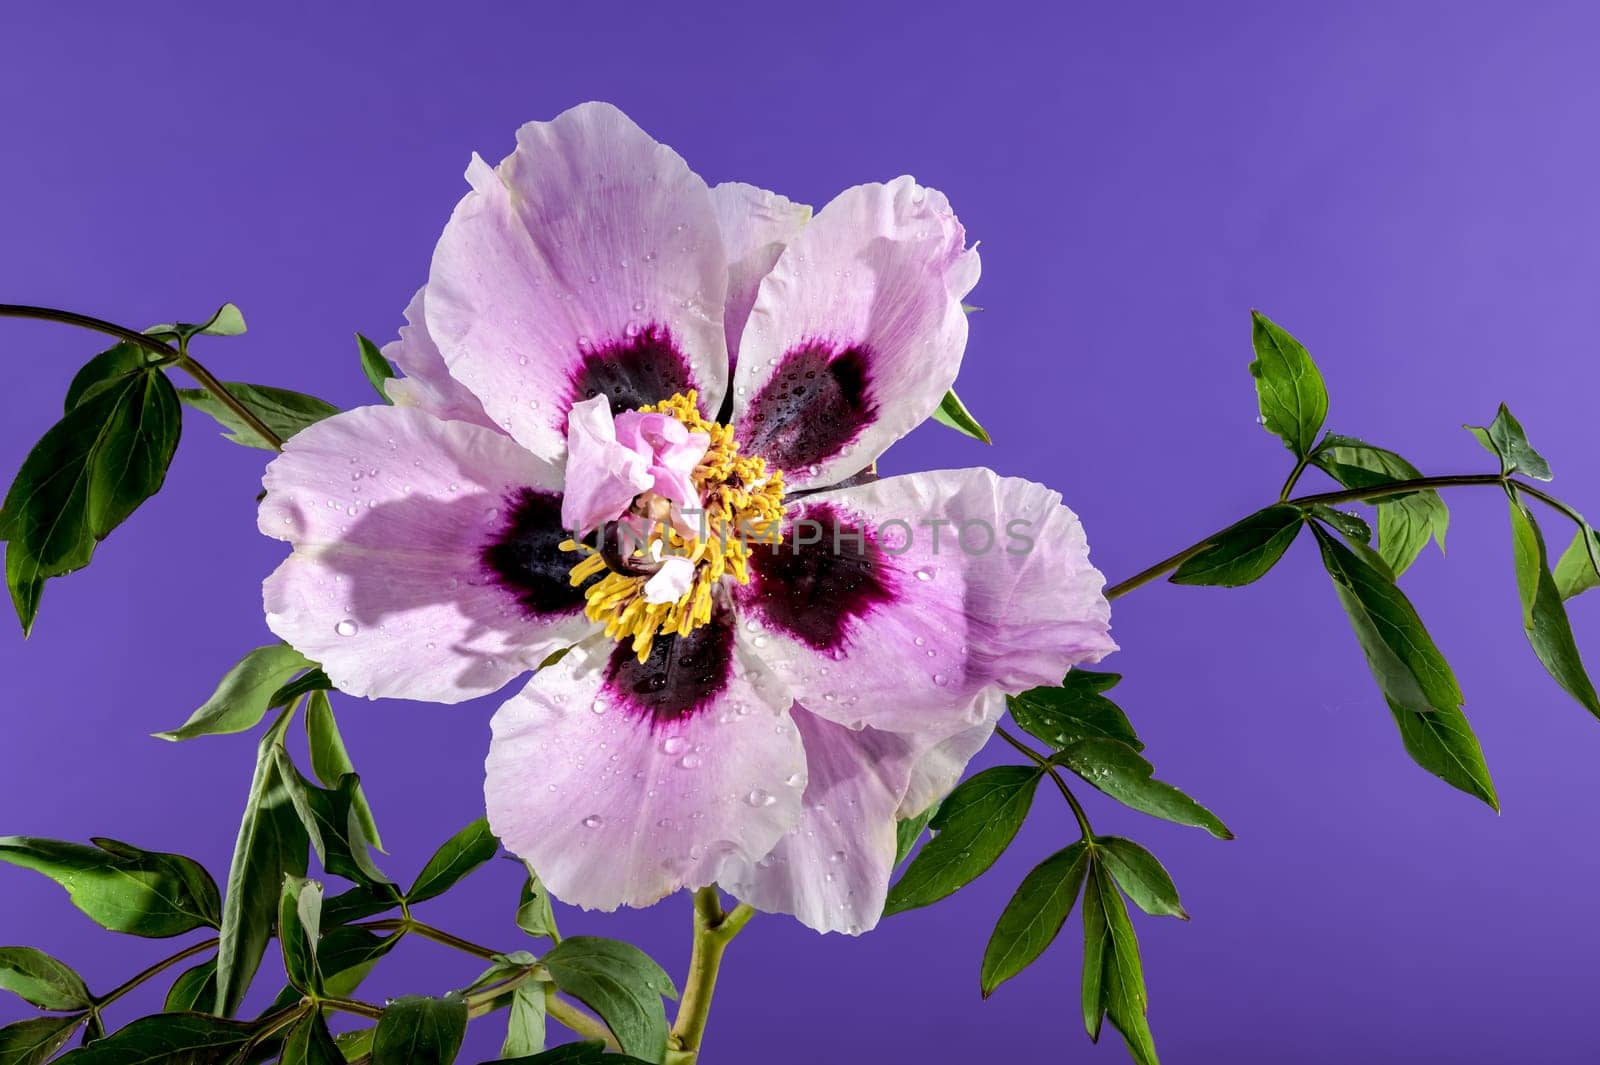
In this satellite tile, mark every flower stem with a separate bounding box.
[994,725,1094,839]
[666,887,754,1064]
[93,936,219,1009]
[1104,472,1524,600]
[0,302,286,451]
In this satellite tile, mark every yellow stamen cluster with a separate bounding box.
[562,391,785,661]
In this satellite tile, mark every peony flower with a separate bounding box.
[258,102,1116,934]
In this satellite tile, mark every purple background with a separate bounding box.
[3,3,1599,1062]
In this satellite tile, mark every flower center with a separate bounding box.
[562,391,785,661]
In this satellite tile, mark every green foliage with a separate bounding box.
[155,643,314,741]
[178,383,338,451]
[1385,695,1497,809]
[980,841,1090,997]
[1311,524,1462,717]
[515,868,560,941]
[50,1012,258,1064]
[0,837,219,938]
[144,303,247,343]
[539,938,676,1063]
[1007,670,1141,752]
[1248,311,1327,458]
[885,766,1043,915]
[485,1043,657,1065]
[501,984,547,1059]
[408,818,499,904]
[1554,524,1600,600]
[1170,504,1303,587]
[0,1013,86,1065]
[280,1011,342,1065]
[1507,495,1600,717]
[371,995,468,1065]
[357,334,397,402]
[1311,434,1448,576]
[1094,838,1186,920]
[278,876,324,993]
[1081,863,1157,1065]
[0,947,91,1011]
[214,710,309,1015]
[0,359,181,634]
[1052,740,1231,839]
[929,388,991,444]
[162,960,216,1013]
[305,691,383,851]
[892,805,938,866]
[1466,403,1552,481]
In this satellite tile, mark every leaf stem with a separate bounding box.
[92,935,219,1009]
[320,995,385,1020]
[994,726,1094,839]
[1105,472,1518,600]
[666,887,754,1063]
[1277,454,1311,502]
[0,302,286,451]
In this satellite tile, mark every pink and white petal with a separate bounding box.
[381,287,499,432]
[486,618,806,911]
[259,405,596,704]
[709,182,810,370]
[719,707,919,935]
[735,468,1115,733]
[426,102,729,462]
[729,177,980,489]
[898,689,1004,819]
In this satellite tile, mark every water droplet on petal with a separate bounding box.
[335,619,358,637]
[914,567,933,581]
[678,753,703,770]
[661,735,687,755]
[582,814,604,829]
[746,788,776,807]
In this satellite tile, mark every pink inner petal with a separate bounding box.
[560,396,653,535]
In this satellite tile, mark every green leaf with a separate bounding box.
[145,303,247,342]
[0,837,220,937]
[1466,403,1552,481]
[980,840,1090,997]
[0,1013,86,1065]
[1386,695,1497,809]
[0,368,180,577]
[1311,433,1449,576]
[1310,505,1370,545]
[929,388,990,444]
[501,983,547,1059]
[289,768,390,887]
[356,335,397,403]
[177,383,338,451]
[1248,311,1327,458]
[515,867,559,941]
[1053,740,1232,839]
[64,345,152,411]
[5,542,44,637]
[540,937,676,1062]
[1094,837,1187,920]
[278,876,323,993]
[318,926,400,999]
[320,884,401,927]
[1508,497,1600,717]
[0,947,91,1010]
[50,1013,259,1064]
[1006,669,1142,752]
[1080,862,1158,1064]
[884,766,1043,915]
[155,643,314,742]
[214,710,310,1016]
[305,692,383,851]
[892,804,938,866]
[407,818,498,904]
[281,1012,342,1065]
[483,1044,656,1065]
[269,669,332,708]
[1311,524,1463,717]
[162,959,216,1013]
[334,1028,374,1061]
[1554,524,1600,600]
[1169,504,1304,587]
[371,994,468,1065]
